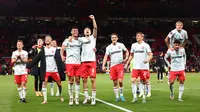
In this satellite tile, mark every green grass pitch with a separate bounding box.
[0,73,200,112]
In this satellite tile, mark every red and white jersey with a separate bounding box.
[105,42,127,67]
[131,41,152,70]
[164,48,186,71]
[81,35,96,62]
[44,47,58,72]
[11,50,28,75]
[62,38,89,64]
[167,29,188,48]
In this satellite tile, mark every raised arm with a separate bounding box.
[89,15,97,38]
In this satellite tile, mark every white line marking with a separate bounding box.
[80,93,133,112]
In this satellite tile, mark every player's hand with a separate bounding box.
[123,58,128,63]
[61,56,66,62]
[93,48,97,52]
[143,60,149,64]
[17,55,21,60]
[89,15,95,20]
[169,47,174,51]
[32,45,37,49]
[102,66,106,72]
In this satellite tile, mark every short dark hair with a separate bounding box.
[174,39,181,44]
[17,40,23,44]
[111,33,118,38]
[71,26,78,30]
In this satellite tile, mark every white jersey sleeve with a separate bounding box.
[121,43,127,51]
[105,46,110,55]
[11,52,17,59]
[185,30,188,40]
[130,44,135,53]
[167,30,175,39]
[146,44,152,53]
[62,39,69,47]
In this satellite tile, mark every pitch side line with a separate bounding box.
[79,93,133,112]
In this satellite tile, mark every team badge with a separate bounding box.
[118,46,121,49]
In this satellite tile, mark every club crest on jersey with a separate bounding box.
[181,34,184,38]
[52,50,54,53]
[118,46,121,49]
[142,46,144,49]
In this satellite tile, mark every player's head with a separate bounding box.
[159,52,163,56]
[37,38,44,47]
[175,21,183,31]
[174,39,181,50]
[84,27,91,37]
[111,33,118,44]
[51,40,57,47]
[17,40,24,50]
[136,32,144,42]
[45,35,52,45]
[71,26,79,37]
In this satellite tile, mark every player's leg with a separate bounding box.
[15,75,23,102]
[160,71,163,83]
[34,75,39,96]
[169,71,176,100]
[66,64,75,105]
[82,78,89,104]
[139,71,148,103]
[90,62,97,105]
[50,81,54,96]
[146,79,151,97]
[113,80,120,101]
[51,72,64,102]
[21,74,28,102]
[178,71,186,101]
[138,78,143,97]
[68,76,74,105]
[56,86,60,97]
[110,65,119,101]
[38,75,43,96]
[41,72,50,104]
[41,79,48,104]
[144,71,151,98]
[81,63,90,104]
[131,70,139,103]
[157,69,160,83]
[74,65,81,105]
[90,77,96,105]
[118,64,125,101]
[55,81,64,102]
[75,75,80,105]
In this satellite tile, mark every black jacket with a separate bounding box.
[156,55,165,71]
[28,47,43,76]
[27,47,66,81]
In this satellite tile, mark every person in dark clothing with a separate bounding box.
[28,38,44,97]
[156,52,165,83]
